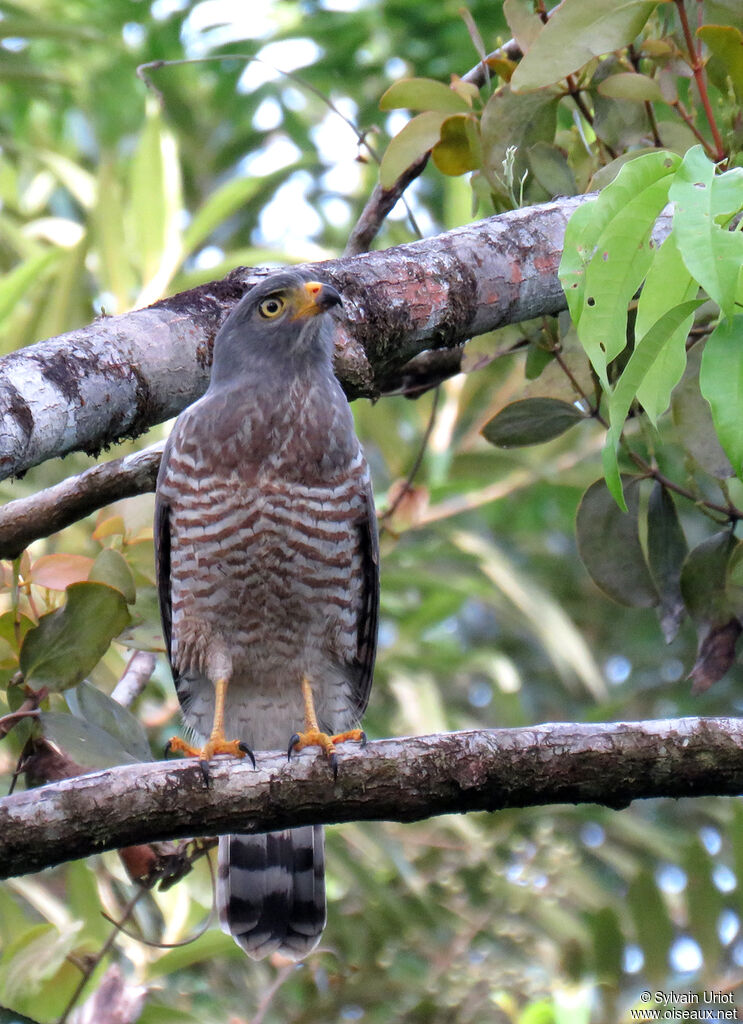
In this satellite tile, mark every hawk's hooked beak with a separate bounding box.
[291,280,343,320]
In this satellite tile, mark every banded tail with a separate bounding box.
[218,826,326,960]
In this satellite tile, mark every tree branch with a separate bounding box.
[0,442,163,559]
[2,717,742,880]
[0,197,674,486]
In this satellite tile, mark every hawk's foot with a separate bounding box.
[287,728,366,779]
[165,735,255,785]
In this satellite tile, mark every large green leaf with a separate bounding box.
[562,151,680,389]
[510,0,657,92]
[19,582,131,691]
[627,869,673,983]
[680,530,738,626]
[699,315,743,478]
[576,477,658,607]
[602,299,703,507]
[669,146,743,318]
[634,233,697,426]
[37,710,140,769]
[88,547,136,604]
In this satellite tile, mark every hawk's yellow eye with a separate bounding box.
[258,296,285,319]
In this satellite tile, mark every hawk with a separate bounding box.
[154,271,379,960]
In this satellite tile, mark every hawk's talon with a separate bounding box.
[199,759,212,789]
[239,741,256,768]
[359,731,368,749]
[288,727,365,777]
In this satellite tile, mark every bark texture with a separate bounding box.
[1,717,741,880]
[1,195,668,483]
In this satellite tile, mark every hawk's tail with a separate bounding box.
[217,826,326,960]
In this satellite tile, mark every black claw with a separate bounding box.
[199,759,211,789]
[330,752,338,780]
[239,741,256,768]
[287,734,300,762]
[359,731,368,749]
[164,740,173,758]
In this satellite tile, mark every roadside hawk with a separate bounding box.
[154,270,379,960]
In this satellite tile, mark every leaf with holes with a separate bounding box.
[669,146,743,318]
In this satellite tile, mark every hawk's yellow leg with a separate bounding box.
[167,678,255,773]
[288,676,366,777]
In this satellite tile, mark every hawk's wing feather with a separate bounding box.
[350,477,379,720]
[153,435,175,674]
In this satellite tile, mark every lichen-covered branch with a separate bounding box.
[1,717,741,880]
[1,196,615,484]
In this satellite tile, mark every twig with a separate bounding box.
[674,0,726,161]
[3,718,743,879]
[379,387,440,531]
[111,651,157,708]
[58,887,146,1024]
[250,964,295,1024]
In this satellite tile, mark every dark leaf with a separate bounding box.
[481,398,586,448]
[19,582,131,691]
[646,482,688,643]
[689,618,742,693]
[576,478,658,607]
[680,531,738,624]
[66,679,153,762]
[37,711,140,770]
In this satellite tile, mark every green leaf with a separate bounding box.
[669,146,743,318]
[37,710,140,769]
[481,398,586,447]
[596,71,664,102]
[480,87,559,199]
[0,247,62,324]
[379,111,446,189]
[19,582,131,691]
[602,299,703,506]
[379,78,471,114]
[89,547,136,604]
[93,155,135,312]
[65,679,153,762]
[510,0,657,92]
[634,233,698,426]
[526,142,577,198]
[563,150,680,388]
[680,530,738,625]
[684,839,724,963]
[0,922,81,1008]
[576,477,658,607]
[116,585,165,652]
[699,315,743,478]
[698,25,743,99]
[671,344,733,479]
[431,115,481,176]
[647,482,688,644]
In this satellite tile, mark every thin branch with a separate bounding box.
[343,34,525,256]
[0,443,163,560]
[2,718,743,880]
[674,0,725,162]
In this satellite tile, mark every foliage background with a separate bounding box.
[1,1,743,1022]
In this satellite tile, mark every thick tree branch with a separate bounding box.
[1,718,741,880]
[0,195,624,484]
